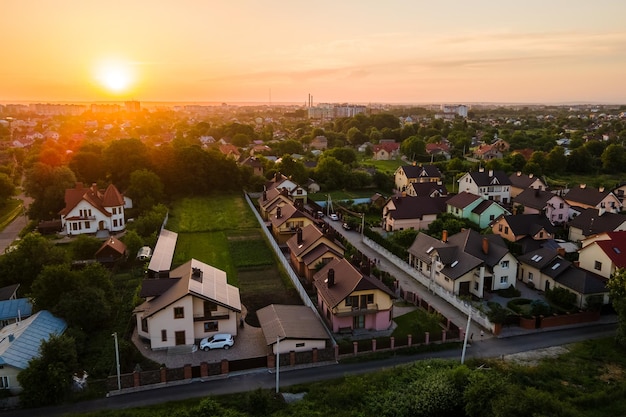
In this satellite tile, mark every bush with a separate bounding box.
[530,299,552,316]
[494,285,521,298]
[545,287,576,310]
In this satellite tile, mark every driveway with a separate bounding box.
[132,320,269,369]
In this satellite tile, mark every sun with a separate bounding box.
[95,60,135,94]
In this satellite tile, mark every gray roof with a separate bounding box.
[257,304,329,345]
[148,229,178,274]
[0,298,32,321]
[565,186,613,206]
[0,310,66,370]
[569,208,626,236]
[514,188,563,210]
[518,247,559,269]
[509,172,545,189]
[385,195,447,220]
[556,268,607,295]
[0,284,19,301]
[500,214,555,237]
[467,170,512,187]
[399,164,442,179]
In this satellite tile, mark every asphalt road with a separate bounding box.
[6,323,616,417]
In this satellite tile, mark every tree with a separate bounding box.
[325,147,357,165]
[566,146,594,173]
[400,136,427,160]
[545,146,567,175]
[24,163,77,220]
[68,143,106,184]
[601,143,626,173]
[607,267,626,346]
[0,172,15,206]
[126,169,165,213]
[346,127,368,145]
[314,156,350,190]
[102,138,151,189]
[18,333,78,407]
[276,155,308,185]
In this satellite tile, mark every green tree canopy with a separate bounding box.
[24,163,77,220]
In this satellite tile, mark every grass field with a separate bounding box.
[167,194,302,323]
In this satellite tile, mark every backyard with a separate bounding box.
[166,194,302,326]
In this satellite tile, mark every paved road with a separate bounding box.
[0,192,32,254]
[5,322,616,417]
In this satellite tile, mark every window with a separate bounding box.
[474,282,479,290]
[559,203,564,209]
[501,260,509,268]
[539,231,544,238]
[174,307,184,319]
[204,321,219,332]
[499,224,503,232]
[0,376,8,389]
[500,276,508,284]
[141,318,148,332]
[489,214,495,221]
[161,330,167,342]
[204,301,218,317]
[296,342,305,348]
[528,272,534,282]
[558,214,563,220]
[595,261,602,271]
[504,226,509,234]
[113,219,118,227]
[85,221,90,229]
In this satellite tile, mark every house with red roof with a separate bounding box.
[59,182,128,236]
[578,231,626,280]
[372,141,400,160]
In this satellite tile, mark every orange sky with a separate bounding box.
[1,0,626,104]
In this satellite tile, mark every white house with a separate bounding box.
[135,259,242,350]
[457,169,512,204]
[59,182,128,236]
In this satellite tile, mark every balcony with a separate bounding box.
[193,312,230,321]
[334,303,379,317]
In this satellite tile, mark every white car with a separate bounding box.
[199,333,234,351]
[329,213,339,221]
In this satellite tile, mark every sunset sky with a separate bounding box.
[2,0,626,105]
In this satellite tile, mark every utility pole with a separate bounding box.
[460,309,472,364]
[112,332,121,390]
[276,336,280,393]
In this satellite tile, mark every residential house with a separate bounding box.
[94,236,127,264]
[382,195,447,232]
[425,142,451,160]
[257,304,330,354]
[59,182,127,236]
[0,298,32,328]
[269,203,317,244]
[218,143,241,160]
[265,172,308,205]
[578,231,626,280]
[240,156,264,177]
[135,259,241,350]
[611,182,626,204]
[0,310,67,394]
[313,258,396,333]
[446,191,510,229]
[567,208,626,242]
[509,172,547,198]
[405,181,448,198]
[457,169,512,204]
[309,136,328,150]
[407,229,517,298]
[305,178,321,193]
[370,192,387,209]
[513,188,569,224]
[394,164,443,192]
[491,214,555,243]
[564,185,621,216]
[472,143,502,160]
[372,142,400,160]
[258,188,293,220]
[517,247,608,307]
[0,285,19,301]
[148,229,178,278]
[286,224,345,283]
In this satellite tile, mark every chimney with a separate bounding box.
[488,169,493,177]
[275,171,281,182]
[599,186,605,192]
[479,167,485,173]
[482,237,489,254]
[573,260,580,267]
[516,171,521,176]
[276,206,282,218]
[442,230,448,243]
[327,268,335,287]
[412,161,416,166]
[191,267,203,282]
[296,227,303,245]
[557,247,565,257]
[529,173,534,178]
[262,190,267,201]
[580,184,586,189]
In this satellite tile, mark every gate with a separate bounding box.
[229,356,267,372]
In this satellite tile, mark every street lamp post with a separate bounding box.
[360,213,365,239]
[112,332,121,391]
[276,336,280,393]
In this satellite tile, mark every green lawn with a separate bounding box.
[392,307,444,339]
[166,194,259,232]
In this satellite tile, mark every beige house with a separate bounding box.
[286,224,345,283]
[578,231,626,280]
[257,304,330,354]
[135,259,241,350]
[269,203,317,244]
[508,172,547,198]
[394,164,442,192]
[564,185,621,214]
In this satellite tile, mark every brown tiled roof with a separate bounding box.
[59,182,123,217]
[313,258,362,308]
[257,304,329,345]
[446,191,481,209]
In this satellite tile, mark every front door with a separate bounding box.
[353,315,365,329]
[175,331,186,345]
[545,281,550,291]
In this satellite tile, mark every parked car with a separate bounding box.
[342,222,351,230]
[199,333,234,351]
[329,213,339,221]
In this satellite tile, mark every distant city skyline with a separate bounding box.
[2,1,626,105]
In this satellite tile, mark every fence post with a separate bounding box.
[353,341,358,355]
[442,330,447,343]
[408,334,412,347]
[183,364,192,380]
[160,367,167,383]
[221,359,229,374]
[390,336,395,350]
[425,332,430,345]
[133,371,140,387]
[313,347,318,363]
[372,339,377,352]
[200,362,208,377]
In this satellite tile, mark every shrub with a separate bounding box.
[530,299,552,316]
[545,287,576,310]
[495,285,521,298]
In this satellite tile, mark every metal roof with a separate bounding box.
[148,229,178,274]
[0,298,32,321]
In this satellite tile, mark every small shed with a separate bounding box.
[95,237,127,264]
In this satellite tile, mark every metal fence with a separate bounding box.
[362,236,494,331]
[243,193,337,344]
